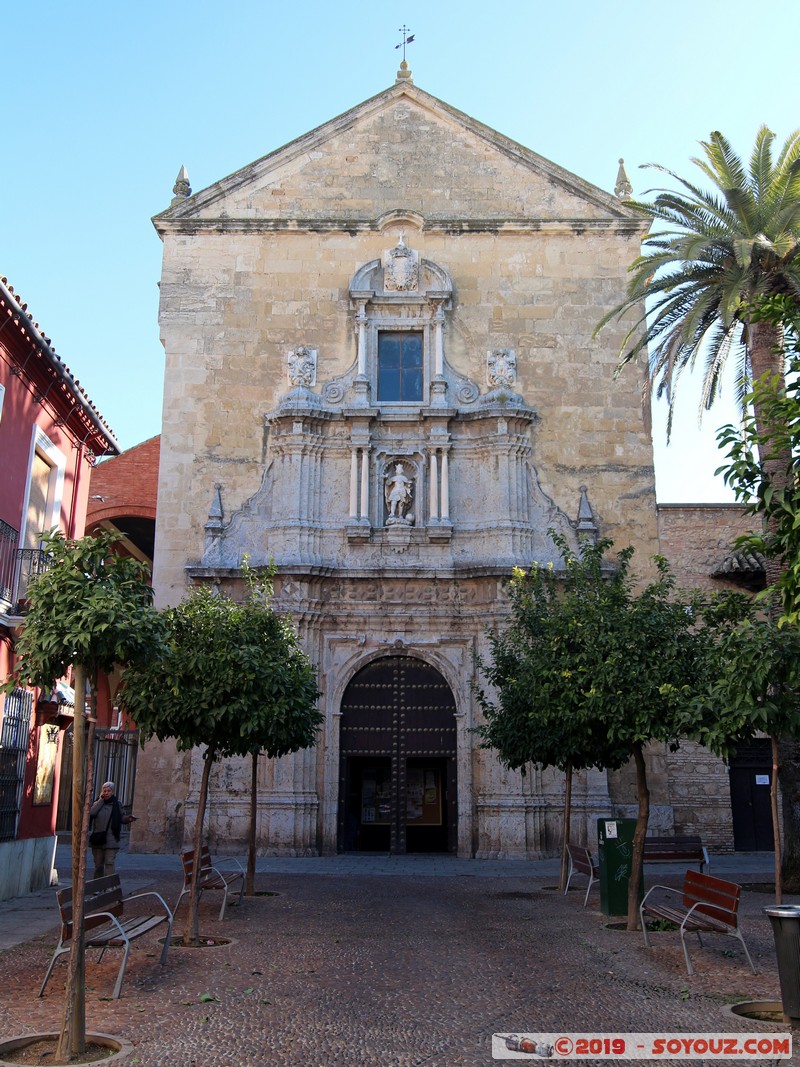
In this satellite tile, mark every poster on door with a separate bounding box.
[406,767,441,825]
[361,768,391,824]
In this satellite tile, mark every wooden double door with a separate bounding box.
[338,656,457,854]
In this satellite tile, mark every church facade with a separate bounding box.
[135,72,734,858]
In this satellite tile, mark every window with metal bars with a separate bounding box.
[0,688,33,841]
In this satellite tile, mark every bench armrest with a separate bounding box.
[641,884,682,908]
[681,898,734,931]
[213,858,245,874]
[207,861,244,879]
[124,890,174,921]
[85,909,128,941]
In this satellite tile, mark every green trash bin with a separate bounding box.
[597,818,638,917]
[764,905,800,1023]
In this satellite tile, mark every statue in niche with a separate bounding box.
[383,234,419,293]
[288,345,317,387]
[487,348,517,388]
[384,462,414,525]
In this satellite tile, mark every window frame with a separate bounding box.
[377,329,425,403]
[20,426,65,552]
[370,321,431,407]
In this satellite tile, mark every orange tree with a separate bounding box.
[474,543,630,891]
[2,530,162,1060]
[688,593,800,902]
[121,579,321,944]
[476,537,707,929]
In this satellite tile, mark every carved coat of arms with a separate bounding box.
[383,235,419,293]
[487,348,517,388]
[287,346,317,387]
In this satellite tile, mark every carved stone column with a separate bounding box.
[441,451,450,520]
[349,450,359,519]
[432,301,445,378]
[355,302,368,377]
[429,451,439,520]
[359,448,369,520]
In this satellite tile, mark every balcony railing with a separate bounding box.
[0,520,18,607]
[0,526,51,615]
[14,548,50,609]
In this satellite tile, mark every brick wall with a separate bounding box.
[658,503,760,593]
[86,435,160,526]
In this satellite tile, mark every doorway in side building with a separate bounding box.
[337,655,457,854]
[729,739,774,851]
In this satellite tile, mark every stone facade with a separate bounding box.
[133,76,751,859]
[658,503,764,593]
[656,504,768,853]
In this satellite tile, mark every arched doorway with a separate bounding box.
[338,656,457,854]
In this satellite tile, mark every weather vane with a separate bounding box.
[395,25,415,62]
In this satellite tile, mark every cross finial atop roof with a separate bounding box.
[395,25,415,81]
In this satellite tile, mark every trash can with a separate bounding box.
[597,818,638,917]
[764,905,800,1023]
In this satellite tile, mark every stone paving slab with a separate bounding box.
[0,860,795,1066]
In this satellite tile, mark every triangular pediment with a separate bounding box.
[154,82,637,231]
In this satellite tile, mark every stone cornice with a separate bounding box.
[186,562,547,582]
[155,216,648,238]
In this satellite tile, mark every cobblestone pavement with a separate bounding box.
[0,856,796,1066]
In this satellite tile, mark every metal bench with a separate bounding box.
[176,846,245,921]
[644,835,709,871]
[564,844,599,907]
[640,868,757,976]
[39,874,173,1000]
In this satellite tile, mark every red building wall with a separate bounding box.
[0,278,118,887]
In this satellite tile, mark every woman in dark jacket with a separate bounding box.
[89,781,135,878]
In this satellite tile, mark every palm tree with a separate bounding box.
[598,126,800,886]
[597,125,800,438]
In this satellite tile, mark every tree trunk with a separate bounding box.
[559,763,573,893]
[247,752,258,896]
[770,734,783,904]
[749,318,800,889]
[184,746,215,946]
[58,665,95,1061]
[627,742,650,932]
[748,317,788,589]
[779,738,800,892]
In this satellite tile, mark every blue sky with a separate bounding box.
[3,0,798,500]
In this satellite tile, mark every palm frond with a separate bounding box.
[772,130,800,176]
[723,188,759,238]
[599,125,800,438]
[749,125,776,205]
[700,131,749,194]
[700,322,737,412]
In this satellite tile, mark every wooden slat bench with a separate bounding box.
[564,844,599,907]
[644,835,709,871]
[39,874,173,1000]
[176,846,245,921]
[639,869,757,976]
